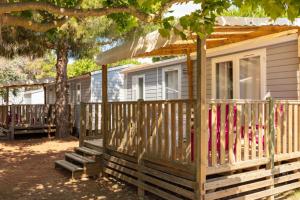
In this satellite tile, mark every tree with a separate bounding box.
[1,0,300,138]
[68,58,100,78]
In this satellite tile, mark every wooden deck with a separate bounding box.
[76,99,300,200]
[0,104,57,139]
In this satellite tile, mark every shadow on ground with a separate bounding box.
[0,137,158,200]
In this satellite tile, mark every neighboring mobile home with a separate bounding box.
[123,29,299,101]
[45,73,91,105]
[91,65,131,102]
[45,65,131,104]
[45,65,130,135]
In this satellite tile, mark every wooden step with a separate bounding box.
[75,147,103,156]
[65,153,95,165]
[83,139,103,151]
[55,160,83,179]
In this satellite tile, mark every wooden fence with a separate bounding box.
[79,102,103,145]
[81,98,300,199]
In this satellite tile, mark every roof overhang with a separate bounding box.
[0,78,55,89]
[96,16,300,65]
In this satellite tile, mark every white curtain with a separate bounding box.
[165,70,179,99]
[239,56,261,99]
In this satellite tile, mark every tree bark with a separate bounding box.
[55,41,70,138]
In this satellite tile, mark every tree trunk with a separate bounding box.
[55,42,70,138]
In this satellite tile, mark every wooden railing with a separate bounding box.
[0,104,56,127]
[106,101,138,156]
[79,99,300,171]
[207,100,270,168]
[12,104,56,127]
[79,102,102,145]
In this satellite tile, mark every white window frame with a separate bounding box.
[162,65,182,100]
[211,48,266,100]
[76,83,81,104]
[132,74,146,100]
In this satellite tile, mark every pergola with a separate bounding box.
[0,78,55,105]
[96,16,300,198]
[97,16,300,99]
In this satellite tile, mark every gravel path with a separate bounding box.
[0,137,158,200]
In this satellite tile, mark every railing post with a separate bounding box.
[10,105,15,140]
[137,99,144,199]
[79,102,86,146]
[195,36,207,200]
[267,97,275,200]
[102,64,108,154]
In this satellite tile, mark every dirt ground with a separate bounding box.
[0,137,158,200]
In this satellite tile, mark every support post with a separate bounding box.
[10,105,15,140]
[137,99,145,199]
[101,64,108,152]
[5,87,9,106]
[186,49,194,100]
[267,97,275,200]
[195,36,207,200]
[43,86,47,105]
[79,102,86,146]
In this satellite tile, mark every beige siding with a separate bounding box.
[266,40,299,99]
[207,40,299,100]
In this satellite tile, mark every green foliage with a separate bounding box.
[222,5,269,17]
[0,57,27,97]
[109,59,141,67]
[67,58,100,78]
[152,56,176,62]
[25,53,57,79]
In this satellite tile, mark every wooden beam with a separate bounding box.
[195,36,207,200]
[186,50,194,100]
[102,64,108,153]
[6,87,9,106]
[43,86,47,104]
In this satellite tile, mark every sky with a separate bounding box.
[168,2,199,18]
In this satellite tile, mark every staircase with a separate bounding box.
[0,127,10,140]
[55,139,103,179]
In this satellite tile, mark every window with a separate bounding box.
[76,83,81,104]
[239,56,261,99]
[216,61,233,99]
[162,66,181,100]
[212,49,266,100]
[132,75,145,100]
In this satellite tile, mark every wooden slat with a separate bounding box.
[228,104,234,164]
[186,102,192,163]
[146,103,151,156]
[151,102,157,157]
[157,103,163,159]
[88,104,92,136]
[211,104,217,166]
[258,103,263,158]
[288,104,293,153]
[283,103,287,154]
[265,103,270,157]
[244,103,249,161]
[164,103,169,160]
[251,103,256,159]
[236,104,241,162]
[95,103,99,136]
[294,104,298,152]
[171,102,176,161]
[220,103,226,164]
[205,178,273,200]
[276,104,282,154]
[178,102,183,161]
